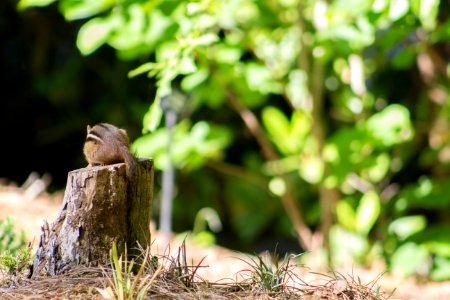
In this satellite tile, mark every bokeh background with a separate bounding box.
[1,0,450,280]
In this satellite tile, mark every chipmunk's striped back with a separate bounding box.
[83,123,137,179]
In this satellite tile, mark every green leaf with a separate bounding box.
[411,0,440,31]
[407,226,450,257]
[388,215,427,240]
[145,8,174,41]
[431,256,450,281]
[178,55,197,74]
[299,155,324,184]
[324,127,370,185]
[181,68,209,90]
[366,153,390,183]
[290,111,311,144]
[191,231,216,247]
[143,98,163,133]
[262,106,310,155]
[17,0,56,10]
[365,104,414,147]
[245,63,282,94]
[286,69,309,109]
[76,16,118,55]
[213,45,242,64]
[107,4,146,51]
[132,127,171,170]
[391,242,429,276]
[192,33,219,46]
[336,200,356,231]
[355,191,380,235]
[262,106,290,148]
[135,120,232,170]
[173,121,232,170]
[268,177,286,197]
[129,62,160,78]
[330,225,369,265]
[60,0,116,21]
[389,0,409,21]
[395,177,450,211]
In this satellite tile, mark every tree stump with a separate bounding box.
[30,159,153,278]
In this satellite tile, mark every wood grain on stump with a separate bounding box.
[30,159,153,277]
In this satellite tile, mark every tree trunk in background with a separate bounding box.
[30,159,153,278]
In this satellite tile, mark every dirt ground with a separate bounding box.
[1,184,450,299]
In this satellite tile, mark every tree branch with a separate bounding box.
[226,91,313,250]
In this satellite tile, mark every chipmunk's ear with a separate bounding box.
[86,125,91,133]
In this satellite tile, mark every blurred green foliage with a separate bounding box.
[0,218,27,255]
[0,218,30,274]
[17,0,450,280]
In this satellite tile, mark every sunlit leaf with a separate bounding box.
[263,156,301,176]
[336,200,356,231]
[192,33,219,46]
[143,98,163,133]
[389,0,409,21]
[178,55,197,74]
[213,45,242,63]
[318,23,374,50]
[128,62,159,78]
[388,215,427,240]
[145,121,231,170]
[366,153,390,182]
[191,231,216,247]
[17,0,56,10]
[156,41,181,61]
[330,225,369,265]
[262,107,310,156]
[286,69,310,109]
[355,191,380,234]
[431,256,450,281]
[245,63,282,94]
[299,155,324,184]
[181,68,209,90]
[132,128,167,164]
[107,4,146,51]
[268,177,286,197]
[262,106,290,149]
[77,16,118,55]
[290,111,311,141]
[391,242,429,277]
[365,104,414,147]
[60,0,116,21]
[411,0,440,31]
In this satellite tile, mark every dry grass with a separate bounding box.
[0,242,391,300]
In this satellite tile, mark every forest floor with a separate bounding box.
[1,184,450,299]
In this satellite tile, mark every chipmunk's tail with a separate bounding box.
[121,145,138,180]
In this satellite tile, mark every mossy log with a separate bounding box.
[30,159,153,277]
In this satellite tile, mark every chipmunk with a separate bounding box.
[83,123,138,179]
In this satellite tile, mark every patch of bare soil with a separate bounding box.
[1,185,450,299]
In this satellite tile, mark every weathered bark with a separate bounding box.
[30,159,153,277]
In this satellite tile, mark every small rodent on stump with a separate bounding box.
[83,123,137,179]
